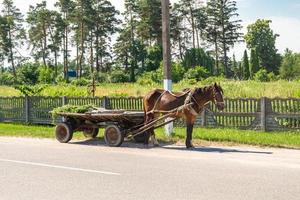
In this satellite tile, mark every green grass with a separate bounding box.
[1,80,300,98]
[0,123,299,149]
[155,128,300,149]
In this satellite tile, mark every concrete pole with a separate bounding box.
[162,0,173,136]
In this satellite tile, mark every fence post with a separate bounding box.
[201,109,206,127]
[261,97,267,131]
[62,96,67,106]
[102,96,109,109]
[25,96,29,123]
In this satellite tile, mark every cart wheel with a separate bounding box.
[83,128,99,138]
[55,123,73,143]
[133,134,145,143]
[104,125,124,147]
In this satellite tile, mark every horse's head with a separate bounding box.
[212,83,225,111]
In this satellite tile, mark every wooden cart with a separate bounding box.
[54,109,149,147]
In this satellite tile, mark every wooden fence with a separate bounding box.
[0,96,299,131]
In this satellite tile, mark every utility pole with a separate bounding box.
[161,0,173,136]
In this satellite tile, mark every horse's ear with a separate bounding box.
[214,82,217,87]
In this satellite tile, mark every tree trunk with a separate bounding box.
[8,27,17,80]
[95,26,100,72]
[130,11,135,82]
[76,40,79,79]
[90,33,94,74]
[54,50,58,77]
[214,35,219,75]
[189,5,196,49]
[79,21,84,78]
[65,12,69,81]
[42,23,47,66]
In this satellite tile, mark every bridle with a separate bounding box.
[212,86,225,108]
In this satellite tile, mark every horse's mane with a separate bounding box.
[195,84,224,95]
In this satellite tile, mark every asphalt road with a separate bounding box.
[0,137,299,200]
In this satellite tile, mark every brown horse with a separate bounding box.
[143,83,225,148]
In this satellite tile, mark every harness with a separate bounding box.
[147,89,203,117]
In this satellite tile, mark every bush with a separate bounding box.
[16,63,39,85]
[184,66,209,81]
[110,70,130,83]
[267,72,277,81]
[0,71,15,85]
[202,76,226,85]
[38,66,55,84]
[137,71,159,85]
[55,74,67,84]
[71,78,91,86]
[254,69,270,82]
[95,72,109,83]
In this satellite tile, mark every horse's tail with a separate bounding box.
[143,98,146,124]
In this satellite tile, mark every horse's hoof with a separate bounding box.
[186,145,195,150]
[153,143,160,147]
[143,144,149,149]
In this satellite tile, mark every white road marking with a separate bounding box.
[0,158,120,176]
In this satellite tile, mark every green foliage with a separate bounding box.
[279,49,300,80]
[110,70,130,83]
[137,71,161,86]
[51,104,96,121]
[38,66,54,84]
[144,45,162,71]
[95,72,109,83]
[245,19,281,74]
[55,74,67,84]
[206,0,243,77]
[242,50,250,79]
[14,85,47,96]
[249,49,260,78]
[267,72,277,81]
[70,78,91,86]
[16,63,39,85]
[254,69,270,82]
[182,48,214,74]
[184,66,209,81]
[0,71,14,85]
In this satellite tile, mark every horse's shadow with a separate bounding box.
[70,138,273,155]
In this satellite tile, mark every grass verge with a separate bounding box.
[0,123,299,149]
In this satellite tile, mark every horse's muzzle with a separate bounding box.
[216,102,225,111]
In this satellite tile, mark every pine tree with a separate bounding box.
[1,0,26,81]
[137,0,162,46]
[242,50,250,79]
[92,0,119,73]
[27,2,51,66]
[249,48,259,78]
[206,0,221,75]
[206,0,243,77]
[55,0,75,81]
[72,0,93,78]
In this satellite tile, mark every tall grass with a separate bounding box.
[0,80,299,98]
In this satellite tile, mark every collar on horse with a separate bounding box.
[183,88,203,116]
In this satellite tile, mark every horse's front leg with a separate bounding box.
[186,123,194,149]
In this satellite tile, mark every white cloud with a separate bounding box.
[269,16,300,54]
[230,16,300,60]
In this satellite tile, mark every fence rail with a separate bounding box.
[0,96,299,131]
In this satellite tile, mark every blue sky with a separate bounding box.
[238,0,300,20]
[228,0,300,59]
[1,0,300,60]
